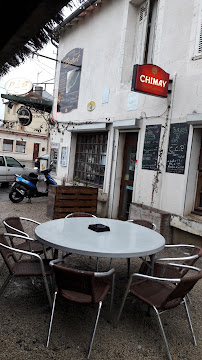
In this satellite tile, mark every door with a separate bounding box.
[5,156,25,182]
[33,143,39,161]
[118,133,138,220]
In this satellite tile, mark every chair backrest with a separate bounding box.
[65,212,97,218]
[3,216,26,236]
[160,269,202,310]
[53,264,98,303]
[0,233,18,273]
[129,219,156,230]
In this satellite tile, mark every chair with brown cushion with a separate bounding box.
[46,259,115,359]
[128,219,157,231]
[65,212,98,268]
[65,212,97,218]
[122,219,157,277]
[3,216,48,256]
[0,233,52,307]
[139,244,202,278]
[117,264,202,360]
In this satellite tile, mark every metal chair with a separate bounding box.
[117,263,202,360]
[65,212,97,218]
[0,233,52,308]
[3,216,49,256]
[128,219,156,231]
[114,219,157,277]
[46,259,115,359]
[65,212,99,269]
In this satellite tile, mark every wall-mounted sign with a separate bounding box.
[5,78,32,95]
[131,64,169,98]
[87,101,96,111]
[17,106,32,126]
[57,48,83,113]
[142,124,161,170]
[166,123,189,174]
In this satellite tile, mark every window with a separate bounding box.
[143,0,158,64]
[0,156,5,166]
[74,133,108,186]
[136,0,158,64]
[195,0,202,57]
[3,139,13,151]
[5,157,23,168]
[16,140,26,153]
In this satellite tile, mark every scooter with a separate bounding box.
[9,166,57,203]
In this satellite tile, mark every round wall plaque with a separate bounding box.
[87,101,96,111]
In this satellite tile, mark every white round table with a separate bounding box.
[35,217,165,259]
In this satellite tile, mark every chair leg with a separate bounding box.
[96,257,99,272]
[116,278,132,325]
[183,298,197,346]
[127,258,131,278]
[42,274,52,308]
[153,306,172,360]
[46,291,57,348]
[87,301,102,359]
[0,274,13,297]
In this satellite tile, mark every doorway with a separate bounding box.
[33,143,39,160]
[118,132,138,220]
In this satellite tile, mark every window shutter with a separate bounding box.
[195,0,202,56]
[135,0,150,63]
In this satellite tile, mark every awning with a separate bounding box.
[1,94,52,114]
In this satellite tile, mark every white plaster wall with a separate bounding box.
[51,0,202,217]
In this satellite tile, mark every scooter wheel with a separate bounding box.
[9,189,24,203]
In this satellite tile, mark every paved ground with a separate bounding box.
[0,198,202,359]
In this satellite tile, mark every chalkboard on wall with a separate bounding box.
[142,125,161,170]
[166,123,189,174]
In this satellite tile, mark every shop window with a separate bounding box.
[74,133,108,187]
[3,139,13,151]
[16,140,26,153]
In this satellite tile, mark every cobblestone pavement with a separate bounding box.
[0,197,202,359]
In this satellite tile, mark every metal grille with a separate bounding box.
[74,132,108,187]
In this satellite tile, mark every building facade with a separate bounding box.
[0,87,52,163]
[51,0,202,243]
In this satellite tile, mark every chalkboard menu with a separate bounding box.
[57,48,83,113]
[166,123,189,174]
[142,125,161,170]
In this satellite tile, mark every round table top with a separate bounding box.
[35,217,165,258]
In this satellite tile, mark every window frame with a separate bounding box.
[3,138,14,152]
[74,132,108,187]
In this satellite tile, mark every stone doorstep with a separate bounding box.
[171,214,202,237]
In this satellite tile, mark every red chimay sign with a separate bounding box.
[131,64,169,98]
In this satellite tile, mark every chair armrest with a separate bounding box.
[155,254,198,262]
[1,238,41,259]
[131,273,181,284]
[4,233,35,241]
[49,259,64,267]
[20,217,41,225]
[165,244,195,249]
[95,268,115,278]
[4,233,35,242]
[166,263,201,272]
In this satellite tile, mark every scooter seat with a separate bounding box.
[23,173,38,185]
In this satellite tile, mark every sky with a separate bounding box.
[0,0,83,119]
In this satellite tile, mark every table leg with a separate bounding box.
[149,254,155,276]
